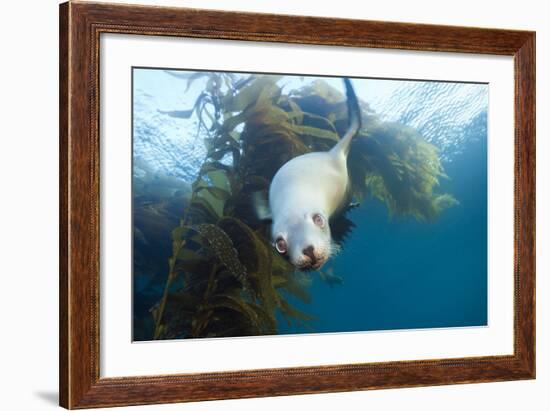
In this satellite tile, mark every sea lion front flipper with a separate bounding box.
[251,191,272,222]
[329,214,356,246]
[319,268,344,287]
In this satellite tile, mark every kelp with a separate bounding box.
[151,73,456,340]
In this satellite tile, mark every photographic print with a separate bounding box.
[132,68,488,341]
[60,5,535,406]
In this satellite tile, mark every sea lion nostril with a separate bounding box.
[303,246,316,262]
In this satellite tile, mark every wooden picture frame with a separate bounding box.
[59,1,535,408]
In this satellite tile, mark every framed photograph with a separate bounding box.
[59,1,535,408]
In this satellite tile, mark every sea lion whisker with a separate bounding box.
[329,242,342,257]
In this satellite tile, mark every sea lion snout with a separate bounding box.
[302,245,317,265]
[299,245,326,271]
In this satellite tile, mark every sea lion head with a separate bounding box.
[271,210,333,271]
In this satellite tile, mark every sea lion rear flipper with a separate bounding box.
[330,78,362,158]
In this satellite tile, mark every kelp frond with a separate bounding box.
[356,122,459,221]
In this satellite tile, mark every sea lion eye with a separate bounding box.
[312,213,325,228]
[275,237,287,254]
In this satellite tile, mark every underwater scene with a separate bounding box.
[132,68,488,341]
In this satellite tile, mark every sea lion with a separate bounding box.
[266,78,361,270]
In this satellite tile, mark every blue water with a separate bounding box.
[133,68,488,339]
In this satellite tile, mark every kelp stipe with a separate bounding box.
[151,74,456,340]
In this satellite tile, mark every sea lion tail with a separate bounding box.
[331,78,362,158]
